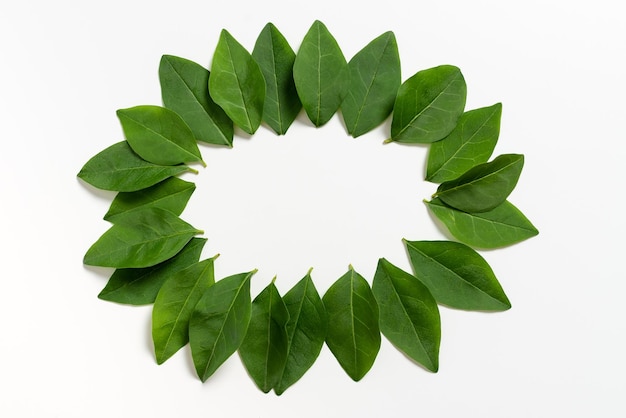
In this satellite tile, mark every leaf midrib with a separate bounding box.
[436,157,520,196]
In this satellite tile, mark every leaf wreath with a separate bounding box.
[78,20,538,395]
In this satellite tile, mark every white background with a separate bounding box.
[1,1,624,416]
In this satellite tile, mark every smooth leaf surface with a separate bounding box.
[77,141,192,192]
[98,237,207,305]
[275,271,327,395]
[404,240,511,311]
[426,103,502,183]
[152,257,217,364]
[389,65,466,143]
[209,30,265,134]
[189,270,255,382]
[117,105,203,165]
[426,197,539,248]
[252,23,301,135]
[239,280,290,393]
[83,208,202,268]
[435,153,524,213]
[323,266,380,381]
[159,54,234,146]
[341,31,401,137]
[293,20,349,126]
[372,258,440,372]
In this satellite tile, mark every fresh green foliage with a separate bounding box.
[426,198,538,248]
[98,237,207,305]
[342,31,401,137]
[117,105,204,166]
[434,153,524,213]
[293,20,349,126]
[426,103,502,183]
[209,29,265,134]
[77,141,193,192]
[152,257,217,364]
[372,258,440,371]
[159,55,234,147]
[389,65,466,143]
[404,240,511,311]
[323,266,380,381]
[252,23,302,135]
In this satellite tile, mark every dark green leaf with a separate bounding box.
[323,266,380,381]
[117,105,203,165]
[293,20,349,127]
[252,23,301,135]
[77,141,193,192]
[152,256,217,364]
[239,280,290,393]
[372,258,440,372]
[275,270,327,395]
[404,240,511,311]
[209,29,265,134]
[434,154,524,213]
[98,238,207,305]
[389,65,466,143]
[159,54,234,147]
[83,208,202,268]
[342,31,401,137]
[189,270,255,382]
[426,103,502,183]
[426,198,538,248]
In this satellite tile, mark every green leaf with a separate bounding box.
[426,103,502,183]
[252,23,302,135]
[426,198,539,248]
[342,31,401,137]
[293,20,349,127]
[116,105,203,165]
[434,153,524,213]
[104,177,195,221]
[189,270,255,382]
[275,270,327,395]
[239,280,290,393]
[404,240,511,311]
[159,55,234,147]
[389,65,466,143]
[77,141,193,192]
[152,256,217,364]
[98,237,207,305]
[83,208,202,268]
[372,258,440,372]
[323,266,380,381]
[209,29,265,134]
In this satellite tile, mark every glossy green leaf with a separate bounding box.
[152,256,217,364]
[77,141,193,192]
[404,240,511,311]
[159,54,234,147]
[116,105,203,165]
[209,29,265,134]
[389,65,466,143]
[239,280,290,393]
[426,103,502,183]
[342,31,401,137]
[372,258,440,372]
[104,177,195,221]
[98,237,207,305]
[252,23,301,135]
[189,270,255,382]
[275,270,327,395]
[426,197,539,248]
[323,266,380,381]
[434,153,524,213]
[293,20,349,127]
[83,208,202,268]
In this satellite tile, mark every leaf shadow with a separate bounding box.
[76,177,117,201]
